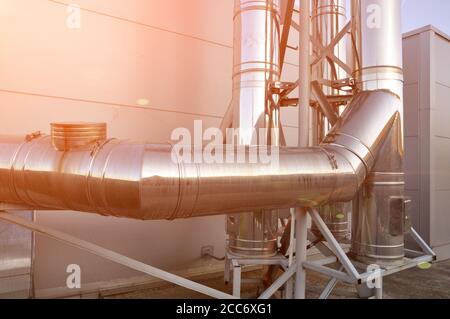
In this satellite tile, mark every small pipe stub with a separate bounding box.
[51,122,107,151]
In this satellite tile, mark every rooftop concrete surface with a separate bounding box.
[105,260,450,299]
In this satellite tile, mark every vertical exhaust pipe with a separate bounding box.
[226,0,281,257]
[231,0,281,145]
[350,0,406,265]
[311,0,352,242]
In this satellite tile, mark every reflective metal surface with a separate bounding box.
[312,0,348,96]
[231,0,281,145]
[227,0,282,257]
[313,202,351,241]
[350,0,406,264]
[351,175,407,264]
[311,0,351,240]
[0,90,400,221]
[0,0,407,267]
[351,114,406,264]
[353,0,404,101]
[51,122,107,152]
[227,211,279,257]
[298,0,312,148]
[323,90,401,188]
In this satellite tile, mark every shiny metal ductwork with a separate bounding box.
[226,0,282,257]
[0,0,408,269]
[0,0,425,300]
[311,0,351,242]
[230,0,281,145]
[0,90,400,223]
[350,0,407,265]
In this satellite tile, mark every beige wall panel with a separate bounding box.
[405,136,420,191]
[52,0,234,46]
[0,0,232,118]
[404,84,419,137]
[430,190,450,247]
[432,136,450,191]
[434,35,450,87]
[403,36,420,85]
[34,212,226,291]
[433,83,450,138]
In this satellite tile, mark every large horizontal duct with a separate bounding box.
[0,90,400,221]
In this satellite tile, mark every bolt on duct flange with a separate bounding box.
[51,122,107,152]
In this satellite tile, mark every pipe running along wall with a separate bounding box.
[0,90,400,221]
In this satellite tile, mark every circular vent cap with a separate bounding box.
[51,122,107,151]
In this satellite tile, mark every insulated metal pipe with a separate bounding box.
[350,0,406,264]
[354,0,403,100]
[295,0,312,299]
[311,0,352,241]
[312,0,348,96]
[0,90,400,221]
[227,0,282,257]
[311,0,348,144]
[298,0,312,148]
[231,0,281,145]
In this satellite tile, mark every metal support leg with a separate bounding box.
[356,283,374,299]
[374,277,383,300]
[232,260,241,298]
[309,209,361,280]
[319,266,343,299]
[296,0,311,299]
[259,263,297,299]
[224,254,231,284]
[319,277,339,299]
[307,229,334,256]
[410,228,436,257]
[294,207,308,299]
[284,277,294,299]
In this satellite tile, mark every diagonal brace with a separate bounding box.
[0,212,236,300]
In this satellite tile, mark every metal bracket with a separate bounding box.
[1,207,435,300]
[225,252,293,299]
[305,208,436,299]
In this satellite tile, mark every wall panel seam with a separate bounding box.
[0,89,224,119]
[47,0,233,49]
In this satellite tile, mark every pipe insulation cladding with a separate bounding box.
[227,0,282,257]
[0,90,400,221]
